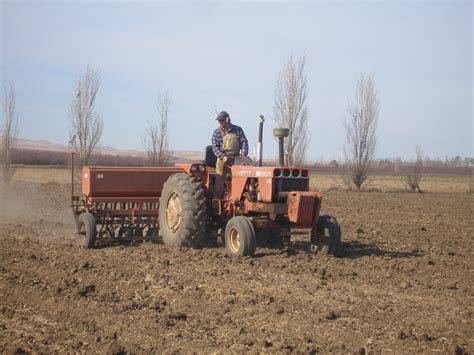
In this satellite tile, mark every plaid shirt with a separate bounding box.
[212,123,249,160]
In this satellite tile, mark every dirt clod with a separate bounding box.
[77,284,96,297]
[454,345,466,355]
[399,280,410,289]
[325,311,338,320]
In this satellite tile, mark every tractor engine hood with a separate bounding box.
[230,166,310,203]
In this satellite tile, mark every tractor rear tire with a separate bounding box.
[225,216,256,257]
[77,212,97,249]
[159,173,207,248]
[312,215,341,256]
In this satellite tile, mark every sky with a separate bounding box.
[1,0,472,162]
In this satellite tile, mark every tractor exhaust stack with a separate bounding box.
[273,128,290,166]
[256,114,265,167]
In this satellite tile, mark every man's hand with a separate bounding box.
[222,156,229,163]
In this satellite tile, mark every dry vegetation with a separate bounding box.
[9,165,71,185]
[1,166,473,353]
[311,173,472,194]
[10,165,473,194]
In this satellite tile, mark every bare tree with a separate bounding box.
[273,54,309,166]
[344,73,379,190]
[143,92,171,166]
[406,145,423,192]
[69,66,103,168]
[1,82,18,184]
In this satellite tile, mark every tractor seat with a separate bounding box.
[205,145,217,168]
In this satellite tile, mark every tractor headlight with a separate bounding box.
[198,164,206,172]
[292,169,300,177]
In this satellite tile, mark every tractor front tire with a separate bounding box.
[77,212,97,249]
[159,173,207,248]
[225,216,256,257]
[311,215,341,256]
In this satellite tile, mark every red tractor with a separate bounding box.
[71,116,341,257]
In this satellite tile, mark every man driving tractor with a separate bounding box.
[211,110,249,199]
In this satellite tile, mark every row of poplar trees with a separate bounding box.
[1,58,423,191]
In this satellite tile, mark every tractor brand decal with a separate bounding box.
[97,174,104,179]
[266,178,272,184]
[237,170,272,177]
[238,170,272,177]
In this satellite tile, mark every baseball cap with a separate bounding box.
[216,111,230,121]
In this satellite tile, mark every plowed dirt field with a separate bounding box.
[1,168,473,353]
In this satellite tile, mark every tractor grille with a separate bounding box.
[277,178,308,192]
[273,178,309,202]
